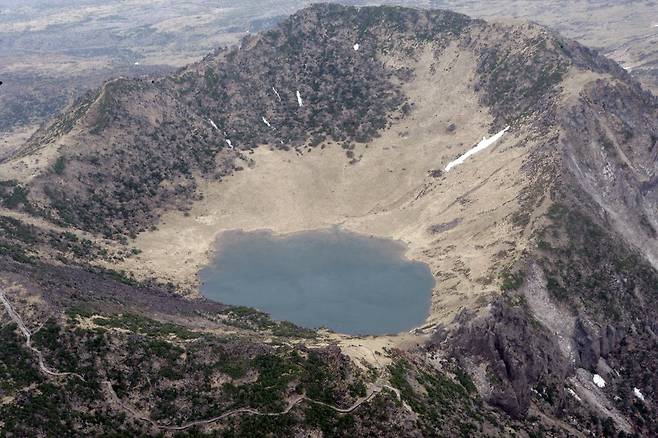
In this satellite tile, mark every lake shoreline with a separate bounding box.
[199,229,435,336]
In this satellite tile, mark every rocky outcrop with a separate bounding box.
[449,300,570,418]
[573,318,626,371]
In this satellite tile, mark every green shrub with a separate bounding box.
[500,270,525,291]
[53,156,66,175]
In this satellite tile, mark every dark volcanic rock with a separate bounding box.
[449,300,570,418]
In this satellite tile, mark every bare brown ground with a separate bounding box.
[0,124,39,162]
[0,128,72,183]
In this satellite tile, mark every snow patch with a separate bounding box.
[633,387,645,401]
[272,87,282,102]
[593,374,606,388]
[208,119,219,131]
[354,43,360,51]
[296,90,303,107]
[567,388,582,402]
[262,117,271,128]
[444,126,510,172]
[225,139,233,149]
[133,61,140,66]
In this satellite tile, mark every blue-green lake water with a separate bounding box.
[199,229,434,335]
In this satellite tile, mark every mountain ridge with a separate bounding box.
[1,4,640,236]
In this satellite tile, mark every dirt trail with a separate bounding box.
[1,288,405,431]
[104,379,400,431]
[0,288,84,380]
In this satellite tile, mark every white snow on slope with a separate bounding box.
[633,387,645,401]
[225,139,233,149]
[567,388,582,402]
[354,43,360,51]
[296,90,303,107]
[593,374,606,388]
[262,117,271,128]
[444,126,510,172]
[208,119,219,131]
[272,87,282,102]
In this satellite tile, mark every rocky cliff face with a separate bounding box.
[1,4,657,437]
[443,50,658,433]
[561,78,658,269]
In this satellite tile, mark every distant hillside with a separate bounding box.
[1,0,655,148]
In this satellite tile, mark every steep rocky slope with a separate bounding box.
[0,4,656,437]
